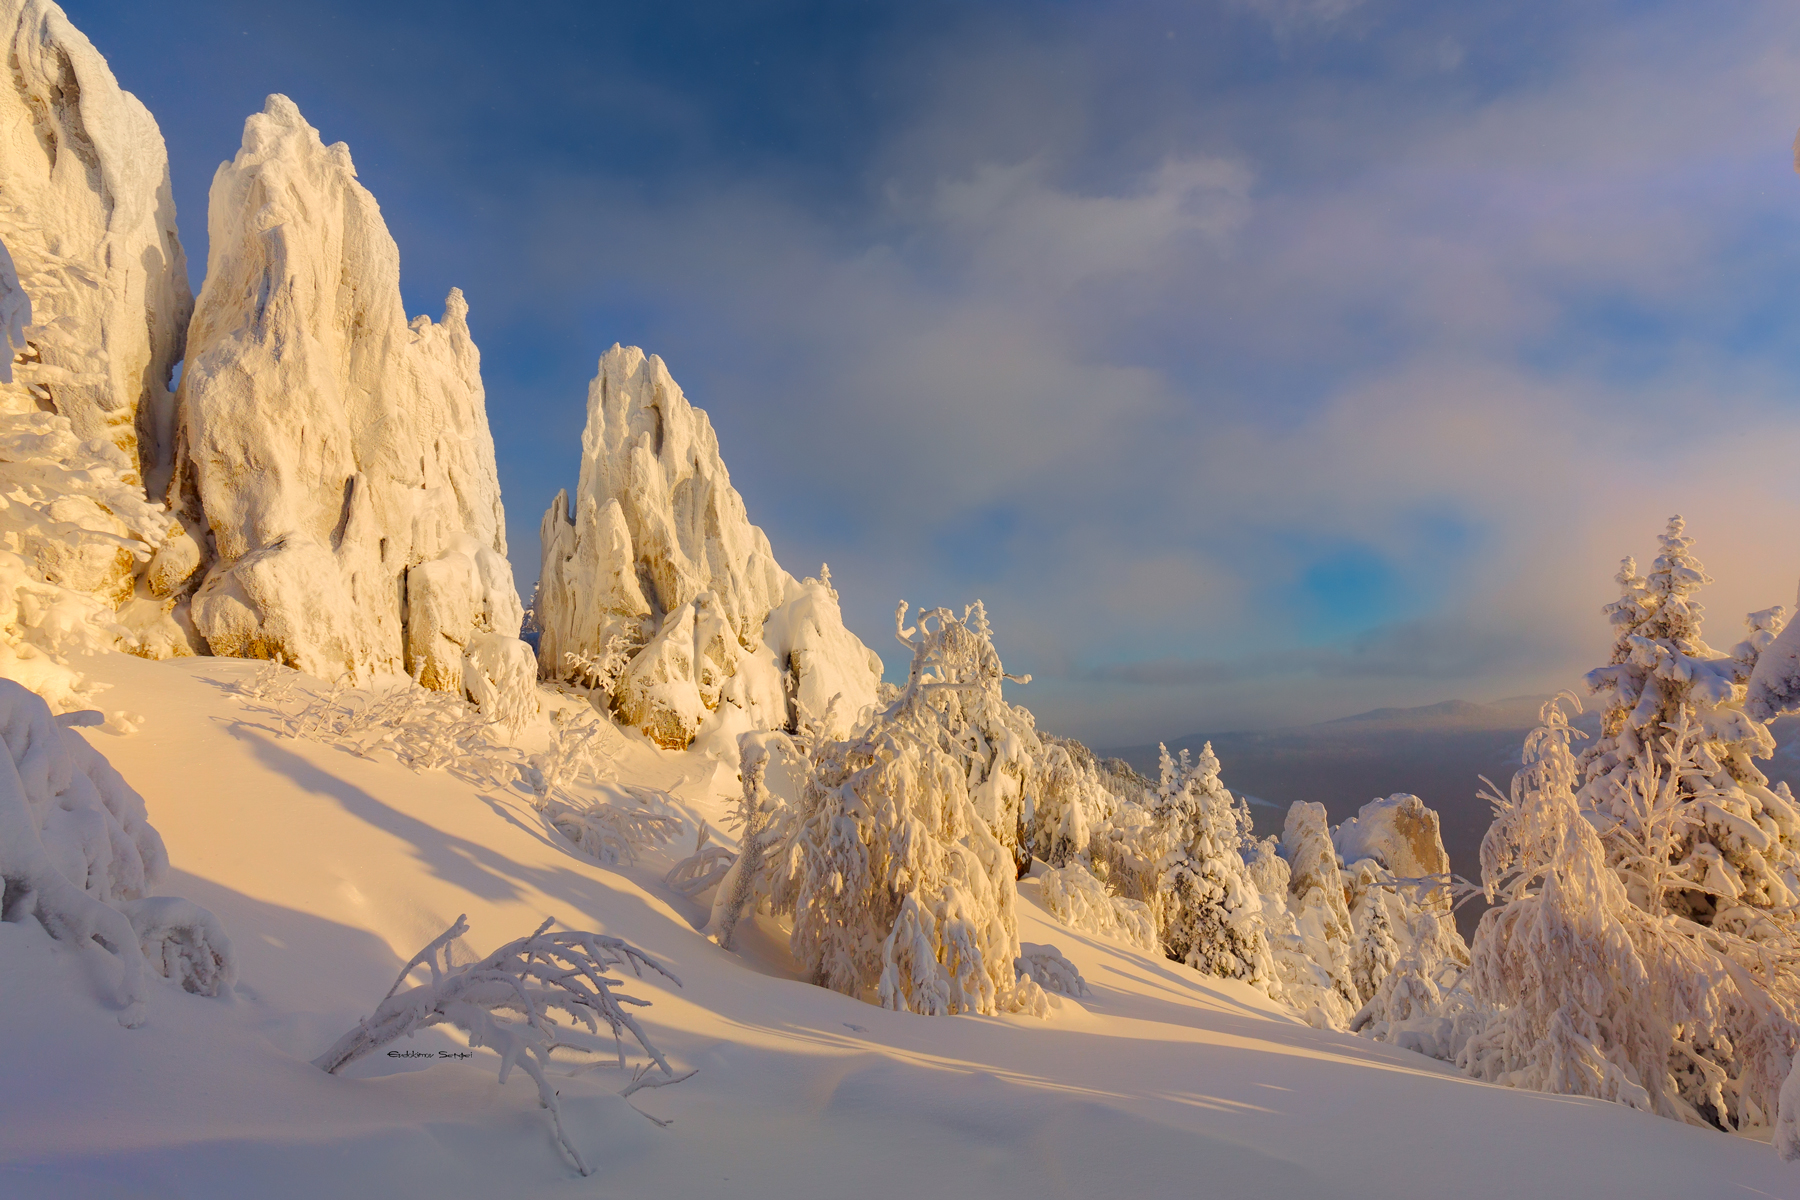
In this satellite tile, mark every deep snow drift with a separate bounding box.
[171,96,527,708]
[1,649,1794,1200]
[538,344,881,748]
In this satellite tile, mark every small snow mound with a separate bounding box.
[0,675,234,1018]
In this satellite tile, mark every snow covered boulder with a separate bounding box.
[1332,794,1452,893]
[0,0,192,485]
[0,677,234,1019]
[538,346,881,748]
[172,96,528,718]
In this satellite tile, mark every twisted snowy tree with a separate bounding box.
[775,602,1046,1016]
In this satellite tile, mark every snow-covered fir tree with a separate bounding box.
[1150,742,1276,989]
[1466,694,1800,1133]
[1578,517,1800,931]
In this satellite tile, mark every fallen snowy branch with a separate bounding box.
[314,914,687,1176]
[663,824,735,898]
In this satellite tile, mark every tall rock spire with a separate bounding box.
[174,95,530,708]
[0,0,192,488]
[539,345,881,748]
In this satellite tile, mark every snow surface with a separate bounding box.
[538,345,880,747]
[1,649,1793,1199]
[172,96,526,705]
[0,0,191,486]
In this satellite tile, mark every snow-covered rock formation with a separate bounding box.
[0,0,191,487]
[0,226,186,706]
[171,96,529,716]
[538,345,881,748]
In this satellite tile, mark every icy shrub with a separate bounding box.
[1039,860,1157,952]
[0,677,234,1023]
[663,823,734,898]
[1016,942,1091,999]
[774,602,1046,1016]
[315,914,689,1176]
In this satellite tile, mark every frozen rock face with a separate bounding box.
[173,96,528,715]
[0,0,191,487]
[539,346,881,748]
[0,232,183,708]
[1332,793,1452,894]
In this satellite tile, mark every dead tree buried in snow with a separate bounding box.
[314,915,691,1176]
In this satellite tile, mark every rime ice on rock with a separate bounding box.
[538,345,881,748]
[172,96,530,716]
[0,0,192,486]
[0,229,183,705]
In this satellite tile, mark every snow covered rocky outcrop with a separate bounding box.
[171,96,530,717]
[0,2,197,694]
[538,345,881,748]
[0,228,187,706]
[0,0,191,487]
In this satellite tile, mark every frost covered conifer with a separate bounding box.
[1468,694,1800,1133]
[1579,517,1800,929]
[775,602,1046,1016]
[1150,742,1275,989]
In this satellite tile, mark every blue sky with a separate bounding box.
[63,0,1800,744]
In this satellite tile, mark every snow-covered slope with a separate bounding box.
[538,345,880,747]
[0,0,191,487]
[171,96,527,709]
[0,648,1790,1199]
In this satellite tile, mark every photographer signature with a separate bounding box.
[386,1050,473,1059]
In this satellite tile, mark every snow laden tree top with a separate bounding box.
[1577,516,1800,928]
[776,601,1047,1016]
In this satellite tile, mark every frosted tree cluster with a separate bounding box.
[1463,693,1800,1138]
[0,677,234,1024]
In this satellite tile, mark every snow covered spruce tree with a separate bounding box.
[1578,517,1800,932]
[1149,743,1276,989]
[1466,694,1800,1135]
[775,602,1047,1015]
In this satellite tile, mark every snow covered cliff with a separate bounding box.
[171,96,530,710]
[0,0,191,488]
[538,346,880,748]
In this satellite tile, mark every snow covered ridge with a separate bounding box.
[537,344,882,749]
[0,0,191,488]
[171,95,530,719]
